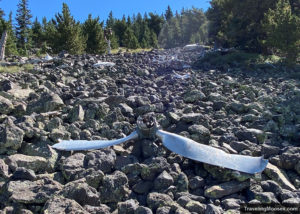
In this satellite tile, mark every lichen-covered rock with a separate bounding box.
[205,204,224,214]
[132,180,153,194]
[0,95,14,114]
[117,199,139,214]
[84,149,116,173]
[59,179,100,206]
[146,193,175,211]
[255,192,279,204]
[204,180,250,199]
[61,153,85,181]
[67,105,85,122]
[134,206,153,214]
[141,157,170,181]
[0,121,24,155]
[154,170,174,190]
[176,172,189,192]
[43,196,88,214]
[27,92,64,114]
[264,163,296,191]
[11,167,36,181]
[7,178,63,204]
[183,90,206,103]
[84,204,111,214]
[21,142,58,172]
[6,154,48,173]
[185,200,206,213]
[100,171,130,203]
[0,159,9,178]
[188,124,210,144]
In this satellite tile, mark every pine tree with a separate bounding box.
[148,13,164,37]
[106,11,115,28]
[31,17,43,48]
[165,5,173,21]
[52,3,86,54]
[82,14,106,54]
[113,18,128,46]
[5,12,19,56]
[16,0,32,55]
[123,27,139,49]
[263,0,300,64]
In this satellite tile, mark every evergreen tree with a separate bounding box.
[6,12,19,56]
[82,14,106,54]
[106,11,115,28]
[42,17,56,53]
[123,27,139,49]
[113,18,128,46]
[148,13,164,37]
[263,0,300,64]
[52,3,86,54]
[31,17,43,48]
[15,0,32,55]
[165,5,173,21]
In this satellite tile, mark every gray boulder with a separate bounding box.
[100,171,130,203]
[60,179,100,206]
[7,178,63,204]
[84,149,116,173]
[0,121,24,155]
[0,95,14,114]
[43,196,88,214]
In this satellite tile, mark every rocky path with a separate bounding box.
[0,47,299,213]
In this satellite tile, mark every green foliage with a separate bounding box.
[159,8,208,48]
[5,12,19,56]
[82,14,106,54]
[51,3,86,54]
[165,5,173,21]
[0,63,34,73]
[16,0,32,55]
[123,27,139,49]
[31,17,43,49]
[263,0,300,64]
[194,50,282,70]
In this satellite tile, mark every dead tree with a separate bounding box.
[0,30,8,61]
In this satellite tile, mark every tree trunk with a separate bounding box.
[0,31,8,61]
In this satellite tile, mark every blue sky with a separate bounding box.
[1,0,210,23]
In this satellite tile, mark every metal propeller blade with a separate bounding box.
[156,129,268,174]
[52,131,138,151]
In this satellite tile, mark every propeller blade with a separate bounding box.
[156,130,268,174]
[52,131,138,151]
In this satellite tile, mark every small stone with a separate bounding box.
[100,171,130,203]
[147,193,175,211]
[43,196,88,214]
[134,206,153,214]
[154,170,174,190]
[60,179,100,206]
[68,105,85,122]
[61,153,85,181]
[6,154,48,173]
[176,172,189,192]
[0,95,14,114]
[183,90,206,103]
[255,192,279,204]
[264,163,296,191]
[11,167,36,181]
[189,176,205,189]
[0,122,24,155]
[84,204,111,214]
[188,124,210,144]
[221,198,241,210]
[0,159,9,178]
[205,204,224,214]
[204,181,249,199]
[185,200,206,213]
[118,199,139,214]
[84,149,116,173]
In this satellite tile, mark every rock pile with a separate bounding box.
[0,47,299,213]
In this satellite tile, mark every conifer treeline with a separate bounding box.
[0,1,208,56]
